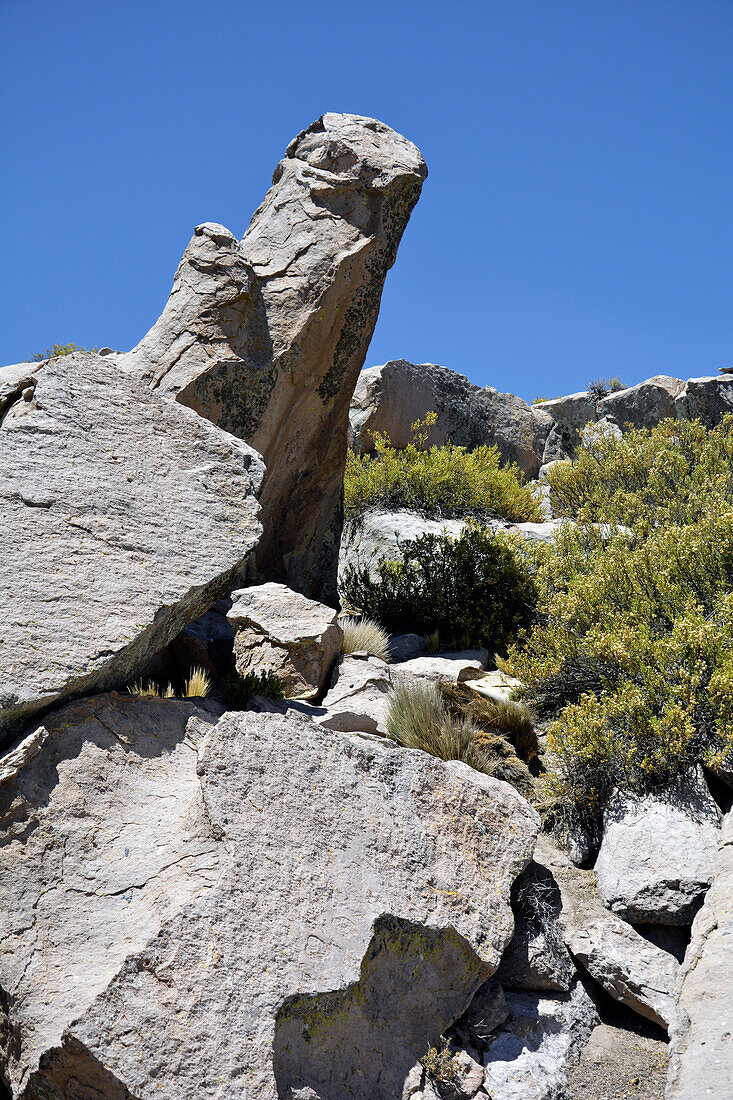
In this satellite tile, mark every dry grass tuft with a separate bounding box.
[128,679,174,698]
[340,616,391,661]
[184,666,211,698]
[424,629,440,654]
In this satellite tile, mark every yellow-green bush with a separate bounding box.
[512,420,733,844]
[344,414,541,522]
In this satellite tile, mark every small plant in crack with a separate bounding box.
[420,1036,460,1082]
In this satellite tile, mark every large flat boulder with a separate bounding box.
[598,375,684,428]
[595,784,721,925]
[666,807,733,1099]
[349,360,553,476]
[674,374,733,426]
[0,697,539,1099]
[0,351,263,737]
[120,114,427,603]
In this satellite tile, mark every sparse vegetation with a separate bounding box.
[31,342,96,362]
[424,628,440,654]
[340,616,391,660]
[420,1037,461,1083]
[386,681,534,791]
[341,523,536,652]
[586,375,626,402]
[344,413,541,522]
[128,679,174,698]
[219,666,286,708]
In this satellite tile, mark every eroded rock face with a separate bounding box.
[349,360,553,476]
[0,351,263,736]
[121,114,427,603]
[228,582,342,697]
[1,700,539,1099]
[595,784,721,925]
[666,807,733,1099]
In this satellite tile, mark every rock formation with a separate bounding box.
[120,114,427,603]
[0,351,263,737]
[349,360,553,476]
[0,696,539,1099]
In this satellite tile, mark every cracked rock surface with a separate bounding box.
[0,698,539,1099]
[0,351,263,736]
[121,113,427,602]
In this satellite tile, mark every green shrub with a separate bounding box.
[511,422,733,844]
[219,667,285,708]
[420,1038,460,1083]
[31,342,96,362]
[344,414,541,522]
[340,524,536,652]
[546,416,733,531]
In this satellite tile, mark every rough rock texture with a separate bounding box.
[595,785,721,925]
[0,694,223,1098]
[537,839,679,1029]
[395,654,488,687]
[599,375,684,428]
[339,510,560,584]
[466,670,523,705]
[0,351,263,736]
[389,633,429,662]
[674,374,733,426]
[481,981,598,1100]
[1,699,539,1099]
[228,582,342,697]
[349,360,553,476]
[319,653,393,734]
[496,860,576,993]
[120,114,427,603]
[666,807,733,1099]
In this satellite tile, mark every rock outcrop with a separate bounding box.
[595,784,721,925]
[0,351,263,737]
[0,696,539,1099]
[228,582,342,697]
[120,114,427,603]
[349,360,553,476]
[666,807,733,1098]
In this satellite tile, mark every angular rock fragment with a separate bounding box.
[598,374,684,428]
[595,784,721,924]
[481,981,598,1100]
[319,653,393,734]
[666,807,733,1099]
[536,837,680,1029]
[1,701,539,1099]
[122,114,427,602]
[675,374,733,426]
[228,581,342,697]
[0,351,263,736]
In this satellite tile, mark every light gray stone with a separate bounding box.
[481,981,598,1100]
[666,807,733,1099]
[228,582,342,697]
[595,784,721,925]
[349,360,553,477]
[0,693,224,1098]
[581,415,623,449]
[536,838,679,1029]
[395,654,487,688]
[0,351,263,737]
[319,653,393,735]
[0,701,539,1099]
[121,114,427,603]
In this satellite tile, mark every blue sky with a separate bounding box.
[1,0,731,401]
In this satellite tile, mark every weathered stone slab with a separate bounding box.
[0,351,263,736]
[666,807,733,1099]
[1,701,539,1099]
[121,114,427,602]
[595,784,721,925]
